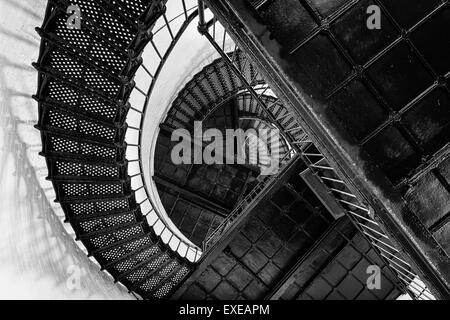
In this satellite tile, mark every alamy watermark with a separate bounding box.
[66,264,82,291]
[366,265,381,290]
[170,121,282,176]
[367,5,381,30]
[66,5,82,30]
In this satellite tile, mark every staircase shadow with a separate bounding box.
[0,0,133,299]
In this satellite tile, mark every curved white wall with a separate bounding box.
[0,0,133,299]
[138,11,236,249]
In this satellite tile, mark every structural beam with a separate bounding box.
[153,174,229,217]
[300,168,345,220]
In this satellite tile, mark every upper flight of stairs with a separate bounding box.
[164,50,307,147]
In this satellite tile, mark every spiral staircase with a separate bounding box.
[32,0,448,299]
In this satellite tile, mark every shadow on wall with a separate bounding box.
[0,0,133,299]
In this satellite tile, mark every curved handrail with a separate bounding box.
[128,4,284,263]
[125,4,203,263]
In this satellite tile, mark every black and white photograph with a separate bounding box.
[0,0,449,310]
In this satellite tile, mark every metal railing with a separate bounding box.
[298,146,435,300]
[198,4,308,153]
[125,0,203,263]
[125,0,435,299]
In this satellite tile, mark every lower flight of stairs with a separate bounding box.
[34,0,191,299]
